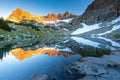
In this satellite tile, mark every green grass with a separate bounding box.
[0,29,14,37]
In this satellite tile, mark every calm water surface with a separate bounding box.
[0,36,120,80]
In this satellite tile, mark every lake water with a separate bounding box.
[0,36,120,80]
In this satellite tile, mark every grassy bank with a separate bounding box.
[0,20,67,40]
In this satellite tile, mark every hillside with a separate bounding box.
[70,0,120,40]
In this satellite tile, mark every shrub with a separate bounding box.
[113,34,120,38]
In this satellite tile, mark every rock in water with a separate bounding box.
[31,74,56,80]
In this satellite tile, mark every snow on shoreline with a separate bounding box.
[98,24,120,35]
[45,18,74,24]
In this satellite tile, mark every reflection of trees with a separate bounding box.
[0,44,12,60]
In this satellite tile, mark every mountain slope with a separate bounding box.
[72,17,120,35]
[72,0,120,25]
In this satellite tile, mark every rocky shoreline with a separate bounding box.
[65,49,120,80]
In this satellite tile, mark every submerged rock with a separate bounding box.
[65,50,120,80]
[31,74,56,80]
[79,76,96,80]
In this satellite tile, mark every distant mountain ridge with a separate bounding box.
[7,8,76,24]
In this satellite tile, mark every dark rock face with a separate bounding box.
[64,12,71,19]
[57,13,63,19]
[57,12,76,19]
[73,0,120,25]
[63,12,76,19]
[46,13,58,21]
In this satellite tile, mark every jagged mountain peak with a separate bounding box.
[64,11,70,14]
[7,8,33,22]
[12,8,31,15]
[7,8,76,23]
[15,8,23,11]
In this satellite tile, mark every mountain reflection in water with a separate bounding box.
[10,47,73,61]
[0,37,120,80]
[0,36,118,60]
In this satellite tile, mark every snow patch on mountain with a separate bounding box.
[98,17,120,35]
[45,18,73,25]
[71,23,100,35]
[56,18,73,23]
[71,16,120,35]
[98,24,120,35]
[63,28,69,31]
[44,21,55,24]
[111,16,120,24]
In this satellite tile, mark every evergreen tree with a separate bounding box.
[0,18,11,32]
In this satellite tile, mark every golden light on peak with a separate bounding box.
[10,47,73,61]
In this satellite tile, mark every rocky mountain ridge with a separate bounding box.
[7,8,76,24]
[72,0,120,25]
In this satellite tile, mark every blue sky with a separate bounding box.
[0,0,93,18]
